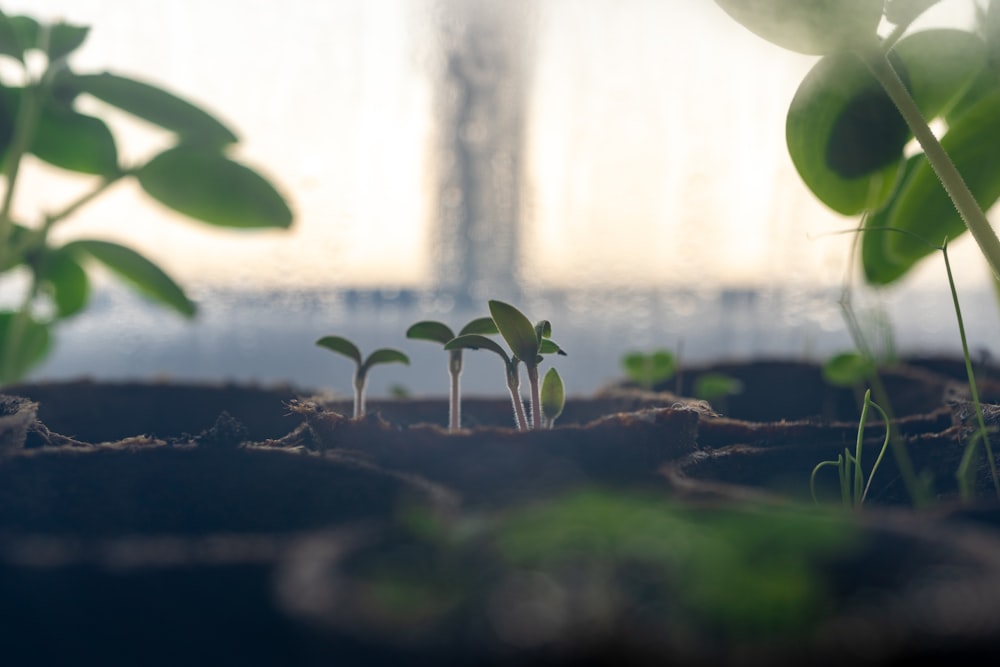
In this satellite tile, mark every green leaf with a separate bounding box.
[63,72,238,146]
[822,351,876,387]
[488,300,539,366]
[0,311,51,383]
[362,348,410,374]
[714,0,883,55]
[316,335,363,366]
[622,350,675,389]
[539,338,567,356]
[0,12,27,62]
[540,367,565,425]
[44,21,90,61]
[32,102,119,176]
[136,146,293,229]
[866,90,1000,283]
[786,52,907,215]
[459,316,498,335]
[406,321,455,345]
[36,248,89,318]
[445,333,510,362]
[693,373,744,401]
[890,29,986,121]
[63,240,195,317]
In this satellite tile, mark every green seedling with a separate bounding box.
[316,335,410,419]
[540,367,565,429]
[621,349,676,391]
[692,372,743,415]
[0,10,292,384]
[406,316,497,431]
[445,300,566,430]
[715,1,1000,287]
[811,389,892,508]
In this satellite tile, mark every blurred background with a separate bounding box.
[3,0,998,398]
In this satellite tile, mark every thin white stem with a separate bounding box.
[449,368,461,431]
[527,365,542,430]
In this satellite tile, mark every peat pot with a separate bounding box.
[1,358,1000,666]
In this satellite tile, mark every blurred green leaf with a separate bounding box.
[864,90,1000,284]
[693,372,744,401]
[714,0,883,55]
[0,11,27,62]
[44,21,89,61]
[136,146,293,229]
[622,350,675,389]
[37,248,89,318]
[488,300,539,365]
[63,72,238,145]
[445,333,510,361]
[891,29,986,121]
[0,311,50,383]
[32,102,118,176]
[63,240,195,317]
[786,53,907,215]
[822,351,877,387]
[406,321,455,345]
[316,336,363,366]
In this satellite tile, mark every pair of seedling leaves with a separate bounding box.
[716,0,1000,284]
[0,11,292,381]
[318,300,567,430]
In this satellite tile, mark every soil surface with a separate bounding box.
[2,358,1000,666]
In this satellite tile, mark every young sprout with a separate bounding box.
[540,367,565,429]
[445,300,566,430]
[406,316,497,431]
[621,349,676,391]
[315,335,409,419]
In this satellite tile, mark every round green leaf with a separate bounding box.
[693,373,744,400]
[622,350,675,389]
[787,52,907,215]
[64,72,238,146]
[316,336,363,366]
[890,29,986,122]
[878,90,1000,278]
[406,321,455,345]
[137,146,293,229]
[0,311,51,383]
[714,0,884,55]
[32,102,118,176]
[63,239,195,317]
[37,248,89,318]
[822,351,876,387]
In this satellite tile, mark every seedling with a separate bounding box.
[316,335,409,419]
[540,367,565,429]
[0,10,292,383]
[621,349,676,391]
[715,0,1000,286]
[406,316,497,431]
[445,300,566,430]
[692,372,743,415]
[811,389,892,508]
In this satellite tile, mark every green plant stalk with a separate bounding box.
[862,47,1000,282]
[860,398,892,504]
[448,349,462,431]
[526,364,542,430]
[505,360,528,431]
[352,369,366,419]
[943,241,1000,500]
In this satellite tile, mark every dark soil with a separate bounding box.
[2,358,1000,666]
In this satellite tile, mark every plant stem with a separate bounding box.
[449,368,461,431]
[943,241,1000,500]
[862,48,1000,282]
[505,361,528,430]
[353,372,365,419]
[527,365,542,430]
